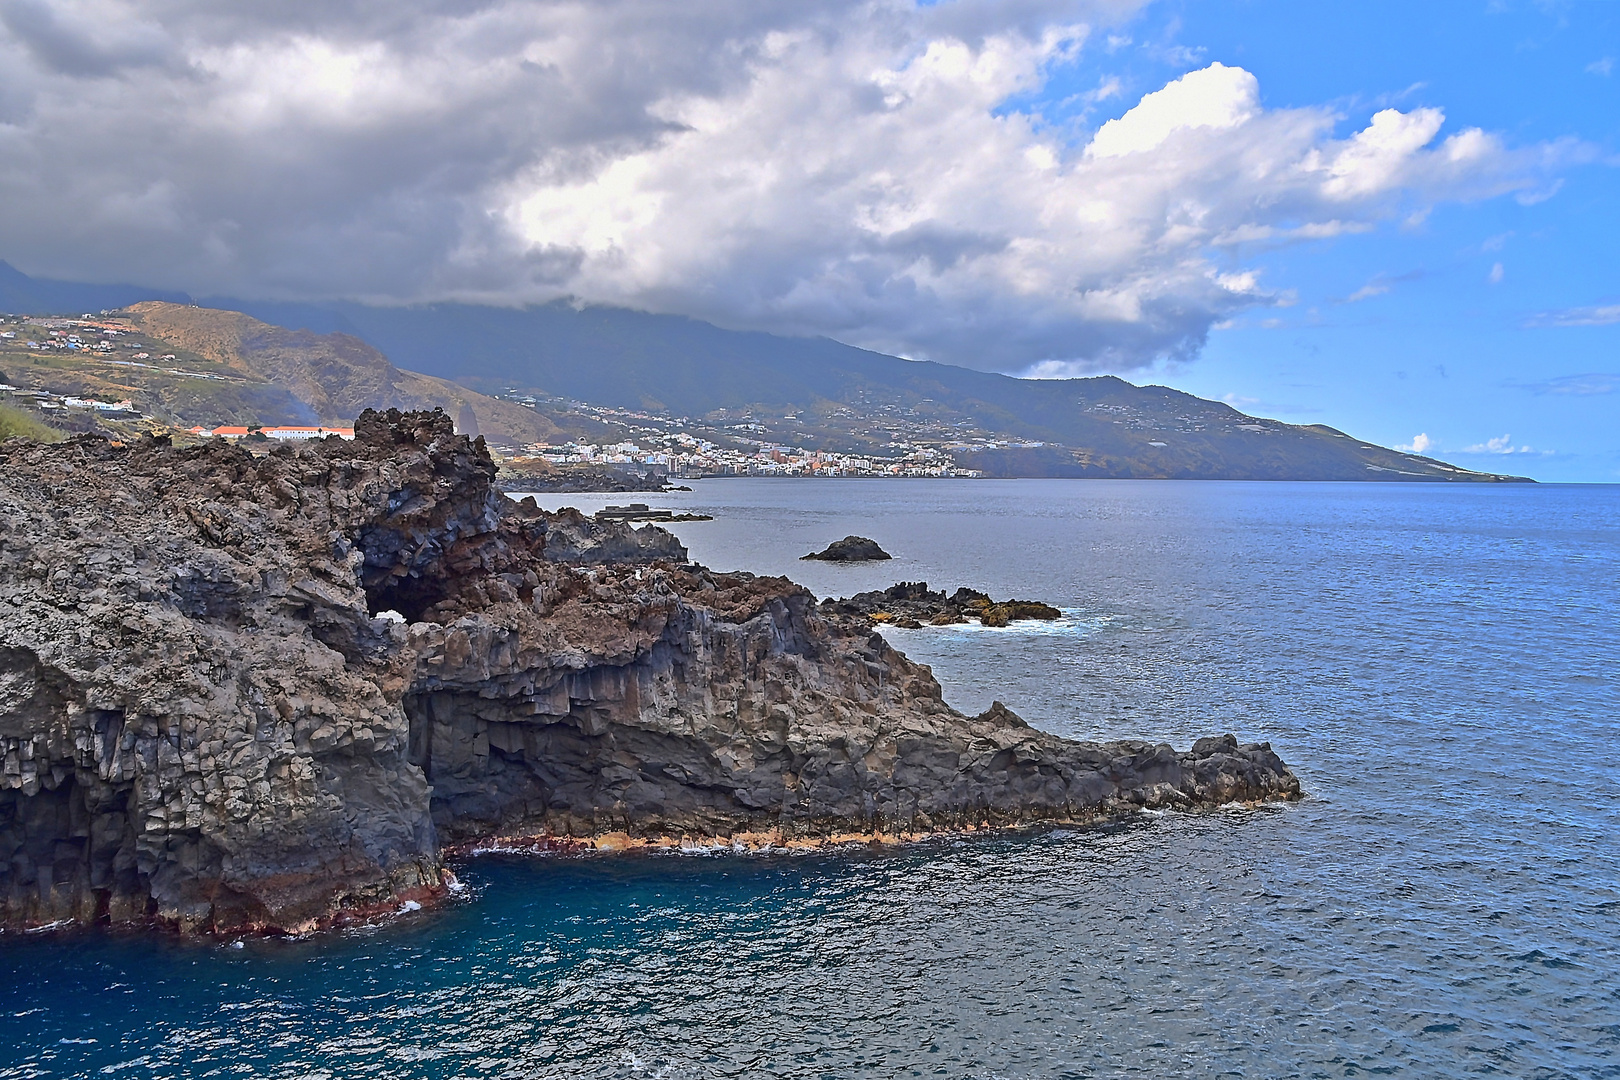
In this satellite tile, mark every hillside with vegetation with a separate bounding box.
[227,300,1523,481]
[0,400,63,442]
[0,300,589,448]
[0,313,314,435]
[120,303,571,446]
[0,263,1527,480]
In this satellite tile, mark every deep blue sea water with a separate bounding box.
[4,479,1617,1079]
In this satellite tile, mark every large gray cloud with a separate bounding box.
[0,0,1575,373]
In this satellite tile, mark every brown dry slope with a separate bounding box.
[122,302,564,446]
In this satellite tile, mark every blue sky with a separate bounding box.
[1049,1,1619,481]
[0,0,1613,479]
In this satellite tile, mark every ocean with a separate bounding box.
[3,479,1616,1079]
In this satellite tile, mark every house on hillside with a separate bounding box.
[260,426,355,440]
[189,425,354,441]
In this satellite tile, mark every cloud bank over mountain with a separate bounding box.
[0,0,1576,373]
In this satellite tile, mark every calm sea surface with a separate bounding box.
[4,480,1617,1079]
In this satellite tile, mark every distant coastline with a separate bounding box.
[0,275,1535,483]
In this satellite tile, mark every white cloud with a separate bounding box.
[1213,220,1372,246]
[1396,433,1431,454]
[1085,75,1123,102]
[1527,373,1619,395]
[1511,373,1619,396]
[1528,304,1620,327]
[1462,434,1535,454]
[1489,261,1504,284]
[1588,57,1614,77]
[1085,62,1257,158]
[0,0,1587,373]
[1317,107,1447,199]
[1348,281,1391,302]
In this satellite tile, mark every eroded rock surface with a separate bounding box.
[0,410,1299,935]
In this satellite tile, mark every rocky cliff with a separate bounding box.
[0,410,1299,935]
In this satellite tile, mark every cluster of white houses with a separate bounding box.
[531,437,980,478]
[0,385,140,416]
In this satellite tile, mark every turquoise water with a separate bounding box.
[4,480,1617,1078]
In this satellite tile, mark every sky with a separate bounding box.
[0,0,1614,479]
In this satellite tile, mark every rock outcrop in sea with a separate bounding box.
[823,581,1061,628]
[801,536,891,561]
[0,410,1300,935]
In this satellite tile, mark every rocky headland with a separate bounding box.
[0,410,1300,936]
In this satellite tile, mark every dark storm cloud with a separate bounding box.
[0,0,182,76]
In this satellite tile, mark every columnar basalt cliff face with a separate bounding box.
[0,411,1299,934]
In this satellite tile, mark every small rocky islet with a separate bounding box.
[823,581,1062,629]
[801,535,892,561]
[0,410,1300,936]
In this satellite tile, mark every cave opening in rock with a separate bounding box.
[360,565,451,623]
[351,514,460,622]
[0,774,148,925]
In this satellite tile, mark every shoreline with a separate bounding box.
[1,793,1304,940]
[0,411,1302,939]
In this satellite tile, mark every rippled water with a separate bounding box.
[4,480,1617,1078]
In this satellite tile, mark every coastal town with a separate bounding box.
[0,312,1000,476]
[493,394,1003,478]
[518,429,984,478]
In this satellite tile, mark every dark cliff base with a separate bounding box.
[0,410,1300,936]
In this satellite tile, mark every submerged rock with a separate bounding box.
[0,410,1300,935]
[801,536,891,561]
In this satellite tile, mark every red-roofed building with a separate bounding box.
[189,425,354,440]
[261,426,354,440]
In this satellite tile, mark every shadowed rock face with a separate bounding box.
[0,410,1299,935]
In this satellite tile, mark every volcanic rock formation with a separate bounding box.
[823,582,1062,628]
[801,536,891,562]
[0,410,1299,935]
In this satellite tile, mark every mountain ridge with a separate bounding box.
[0,262,1529,481]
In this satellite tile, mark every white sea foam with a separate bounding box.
[878,608,1117,641]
